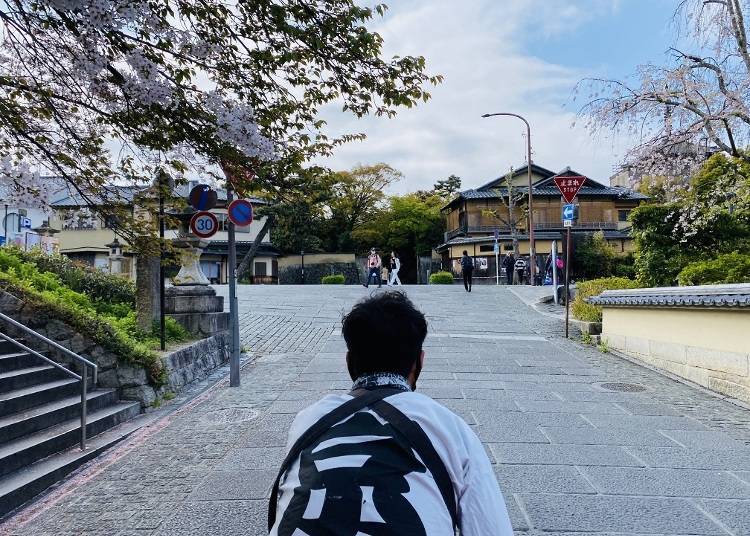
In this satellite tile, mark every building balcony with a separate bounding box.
[445,221,618,241]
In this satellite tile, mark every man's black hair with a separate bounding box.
[342,291,427,380]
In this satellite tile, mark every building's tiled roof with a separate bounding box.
[49,182,267,207]
[444,164,649,210]
[459,186,647,200]
[588,284,750,308]
[475,163,558,190]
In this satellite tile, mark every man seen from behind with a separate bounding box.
[268,292,514,535]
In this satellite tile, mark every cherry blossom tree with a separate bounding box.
[482,168,525,257]
[576,0,750,179]
[0,0,440,241]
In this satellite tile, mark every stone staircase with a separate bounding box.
[0,338,141,518]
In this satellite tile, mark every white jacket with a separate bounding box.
[270,391,514,535]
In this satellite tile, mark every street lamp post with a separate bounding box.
[300,250,305,284]
[482,112,537,285]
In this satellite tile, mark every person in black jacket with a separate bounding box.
[502,253,515,285]
[460,250,474,292]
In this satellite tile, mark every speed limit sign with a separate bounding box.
[190,211,219,239]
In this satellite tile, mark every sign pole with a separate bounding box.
[552,240,558,304]
[564,227,572,338]
[495,248,499,285]
[227,188,240,387]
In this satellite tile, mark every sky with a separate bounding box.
[316,0,678,194]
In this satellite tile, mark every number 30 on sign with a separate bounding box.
[190,211,219,239]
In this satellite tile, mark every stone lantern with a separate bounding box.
[31,221,60,255]
[169,208,210,286]
[106,237,124,275]
[163,208,228,338]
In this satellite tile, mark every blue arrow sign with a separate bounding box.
[562,203,575,221]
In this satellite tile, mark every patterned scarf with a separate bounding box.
[352,372,412,392]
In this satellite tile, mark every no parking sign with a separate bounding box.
[227,199,254,227]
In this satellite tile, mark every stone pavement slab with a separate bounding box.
[2,285,750,536]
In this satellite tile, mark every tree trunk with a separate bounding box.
[236,214,275,280]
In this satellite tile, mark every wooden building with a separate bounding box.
[436,164,648,281]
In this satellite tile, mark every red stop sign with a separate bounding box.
[553,176,586,203]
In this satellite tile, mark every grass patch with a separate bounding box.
[0,247,191,386]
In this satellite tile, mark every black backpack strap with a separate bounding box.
[267,387,402,531]
[370,399,459,529]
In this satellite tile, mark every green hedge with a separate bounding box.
[0,248,181,386]
[429,271,454,284]
[677,252,750,286]
[321,274,345,284]
[12,248,135,306]
[572,277,640,323]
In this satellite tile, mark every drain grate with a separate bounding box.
[201,407,259,424]
[598,382,647,392]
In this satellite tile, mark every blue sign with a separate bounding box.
[188,184,218,211]
[20,216,32,229]
[227,199,254,227]
[562,203,576,222]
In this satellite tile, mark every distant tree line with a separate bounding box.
[270,164,461,283]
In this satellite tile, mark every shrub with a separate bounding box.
[571,276,640,323]
[572,231,615,280]
[321,274,345,284]
[429,271,454,284]
[612,253,636,279]
[677,252,750,286]
[0,249,169,385]
[6,247,135,306]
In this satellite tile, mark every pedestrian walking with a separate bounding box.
[502,252,515,285]
[268,292,514,535]
[363,248,382,288]
[460,250,474,292]
[389,251,402,285]
[514,256,527,285]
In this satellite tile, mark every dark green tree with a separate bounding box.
[630,153,750,286]
[433,175,462,199]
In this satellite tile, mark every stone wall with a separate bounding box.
[162,333,229,394]
[592,285,750,404]
[279,262,364,285]
[0,290,229,409]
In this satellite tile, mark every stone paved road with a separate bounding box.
[3,285,750,536]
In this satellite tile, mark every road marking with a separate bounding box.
[428,333,547,341]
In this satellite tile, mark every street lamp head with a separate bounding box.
[481,113,492,118]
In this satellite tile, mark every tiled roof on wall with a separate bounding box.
[588,284,750,308]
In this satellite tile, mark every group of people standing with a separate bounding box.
[364,248,401,288]
[460,250,530,291]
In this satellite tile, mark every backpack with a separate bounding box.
[268,388,458,534]
[460,256,473,269]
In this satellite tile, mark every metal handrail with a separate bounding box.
[0,312,97,450]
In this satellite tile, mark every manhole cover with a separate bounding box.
[201,407,259,424]
[598,382,647,392]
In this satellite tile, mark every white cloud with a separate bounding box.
[316,0,633,193]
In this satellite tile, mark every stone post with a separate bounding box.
[136,254,161,332]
